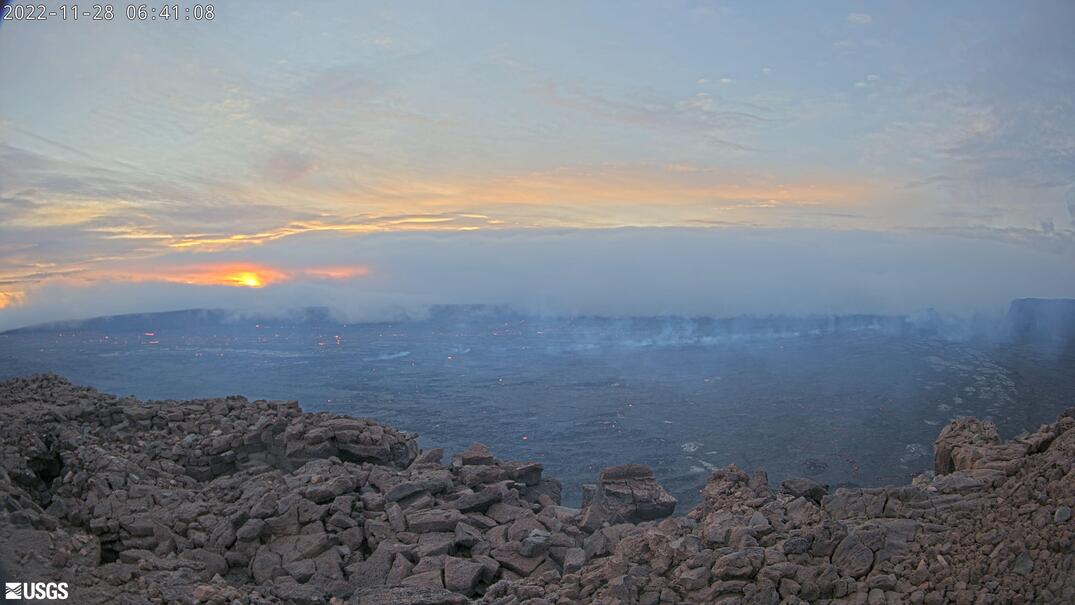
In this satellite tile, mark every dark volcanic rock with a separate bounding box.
[579,463,677,530]
[488,412,1075,604]
[350,585,468,605]
[2,374,1073,604]
[458,443,495,466]
[407,509,466,533]
[780,477,828,503]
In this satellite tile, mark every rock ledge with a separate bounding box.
[1,374,1072,604]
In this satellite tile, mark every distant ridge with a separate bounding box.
[3,304,941,338]
[0,307,343,334]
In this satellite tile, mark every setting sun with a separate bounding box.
[165,265,288,287]
[176,265,288,288]
[121,264,291,289]
[97,263,371,289]
[230,272,266,288]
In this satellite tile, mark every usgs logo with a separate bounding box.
[5,582,69,600]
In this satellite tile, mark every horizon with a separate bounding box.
[0,295,1055,335]
[2,2,1074,328]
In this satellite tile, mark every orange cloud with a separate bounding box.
[0,291,27,309]
[445,167,868,208]
[303,266,371,280]
[91,263,372,289]
[149,264,289,288]
[157,168,873,253]
[160,216,497,253]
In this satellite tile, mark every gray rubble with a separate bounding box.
[1,374,1072,604]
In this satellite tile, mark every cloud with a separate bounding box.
[261,150,317,183]
[847,13,872,26]
[151,264,289,288]
[415,164,868,212]
[911,224,1075,255]
[0,195,39,222]
[93,262,370,289]
[536,83,771,151]
[0,291,26,310]
[861,78,1074,231]
[0,257,370,316]
[855,74,881,89]
[303,266,371,280]
[2,227,1073,330]
[0,129,879,274]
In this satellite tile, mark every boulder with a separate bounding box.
[490,544,545,576]
[349,586,468,605]
[712,547,764,580]
[933,417,1001,474]
[832,533,875,578]
[443,556,484,593]
[272,576,326,605]
[460,443,495,466]
[250,548,284,583]
[401,569,444,589]
[562,547,586,574]
[406,509,466,534]
[780,477,828,503]
[580,464,676,530]
[518,528,551,557]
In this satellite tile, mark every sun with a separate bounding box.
[230,272,265,288]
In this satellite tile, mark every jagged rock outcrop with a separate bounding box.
[492,411,1075,604]
[579,464,677,531]
[1,375,1073,604]
[0,375,648,604]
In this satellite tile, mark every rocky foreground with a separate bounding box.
[0,375,1072,604]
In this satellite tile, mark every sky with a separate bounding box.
[1,1,1074,328]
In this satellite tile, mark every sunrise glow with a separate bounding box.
[0,291,27,310]
[303,266,371,280]
[87,263,373,290]
[108,264,291,289]
[176,266,287,289]
[232,272,266,288]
